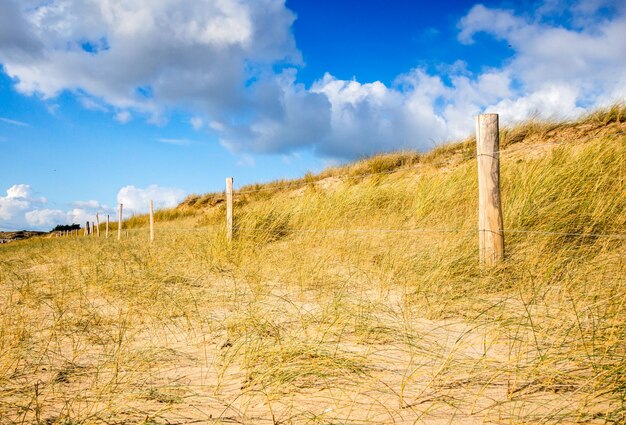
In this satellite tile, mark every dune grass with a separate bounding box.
[0,111,625,424]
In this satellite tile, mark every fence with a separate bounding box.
[53,114,626,265]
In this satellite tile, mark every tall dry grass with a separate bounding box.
[0,110,624,424]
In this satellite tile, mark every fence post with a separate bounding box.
[226,177,233,241]
[96,213,100,237]
[106,215,110,239]
[118,203,123,241]
[476,113,505,266]
[85,221,89,236]
[149,200,154,243]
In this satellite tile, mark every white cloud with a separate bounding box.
[0,184,48,229]
[6,184,33,200]
[46,103,60,115]
[79,95,108,112]
[0,184,115,231]
[457,3,626,109]
[209,2,626,158]
[115,110,132,123]
[0,185,32,222]
[190,116,204,130]
[1,0,625,160]
[25,208,66,227]
[0,116,30,127]
[117,184,186,214]
[66,208,100,227]
[0,0,299,121]
[24,207,107,229]
[0,183,187,230]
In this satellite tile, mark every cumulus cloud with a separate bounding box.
[24,208,67,227]
[207,2,626,158]
[458,3,626,110]
[217,69,332,154]
[0,184,46,224]
[117,184,186,214]
[0,183,186,230]
[0,184,115,230]
[0,184,49,229]
[1,0,625,159]
[0,0,298,121]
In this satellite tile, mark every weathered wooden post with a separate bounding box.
[476,113,505,265]
[226,177,233,241]
[106,215,110,239]
[149,200,154,243]
[118,204,123,241]
[96,213,100,237]
[85,221,89,236]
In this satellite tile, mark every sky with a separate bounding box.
[1,0,625,230]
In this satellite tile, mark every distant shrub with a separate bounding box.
[51,223,81,232]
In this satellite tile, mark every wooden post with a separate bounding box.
[476,113,505,266]
[106,215,110,239]
[226,177,233,241]
[85,221,90,236]
[96,213,100,237]
[118,204,123,241]
[149,200,155,243]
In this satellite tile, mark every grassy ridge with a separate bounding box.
[0,106,625,424]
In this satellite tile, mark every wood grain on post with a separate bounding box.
[96,213,100,237]
[226,177,234,241]
[106,215,110,239]
[476,113,505,266]
[118,204,123,241]
[149,200,154,243]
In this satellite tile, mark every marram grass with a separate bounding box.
[0,111,625,424]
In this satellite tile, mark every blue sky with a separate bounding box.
[1,0,625,230]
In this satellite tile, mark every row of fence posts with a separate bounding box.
[221,113,505,266]
[58,200,150,241]
[57,114,505,266]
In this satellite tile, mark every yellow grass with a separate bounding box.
[1,108,625,424]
